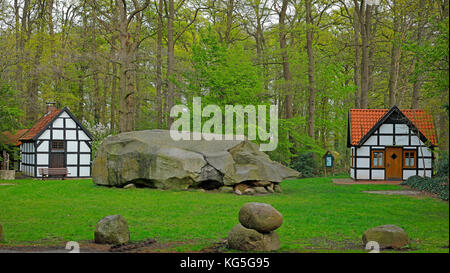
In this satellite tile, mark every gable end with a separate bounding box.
[32,107,93,141]
[357,106,434,147]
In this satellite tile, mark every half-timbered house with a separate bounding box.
[18,103,93,178]
[348,106,437,181]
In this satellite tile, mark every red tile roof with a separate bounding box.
[0,129,29,146]
[350,108,437,146]
[19,108,62,141]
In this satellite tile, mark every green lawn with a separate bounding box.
[0,176,448,253]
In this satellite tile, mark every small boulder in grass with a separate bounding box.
[362,225,410,249]
[238,202,283,233]
[94,215,130,245]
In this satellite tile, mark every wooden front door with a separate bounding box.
[386,147,402,180]
[50,153,65,168]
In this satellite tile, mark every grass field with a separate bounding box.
[0,176,448,253]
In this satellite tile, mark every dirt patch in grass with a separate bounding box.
[362,190,422,196]
[199,239,228,253]
[332,178,403,185]
[305,237,362,251]
[0,239,200,253]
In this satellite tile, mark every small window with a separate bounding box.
[371,150,384,168]
[51,141,65,151]
[403,150,416,168]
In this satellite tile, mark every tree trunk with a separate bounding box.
[306,0,315,138]
[111,62,118,133]
[166,0,175,127]
[360,3,371,108]
[156,0,163,128]
[279,0,292,119]
[388,4,401,107]
[92,8,101,124]
[134,64,141,127]
[411,0,425,109]
[26,2,44,123]
[387,43,401,107]
[353,9,361,108]
[225,0,234,44]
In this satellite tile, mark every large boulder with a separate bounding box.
[227,224,280,251]
[362,225,409,249]
[92,130,299,190]
[94,215,130,245]
[238,203,283,233]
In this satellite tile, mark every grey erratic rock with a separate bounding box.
[362,225,410,249]
[227,224,280,251]
[92,130,299,191]
[239,202,283,233]
[94,215,130,245]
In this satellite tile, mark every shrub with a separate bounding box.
[435,152,449,178]
[290,152,318,178]
[402,175,449,201]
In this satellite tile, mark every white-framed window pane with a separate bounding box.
[375,152,383,166]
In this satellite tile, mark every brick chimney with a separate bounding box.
[46,102,57,113]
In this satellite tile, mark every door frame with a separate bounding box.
[49,140,66,168]
[385,147,403,180]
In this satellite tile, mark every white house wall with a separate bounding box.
[20,142,36,176]
[410,135,424,146]
[38,130,50,140]
[36,140,49,152]
[403,170,417,180]
[356,146,370,156]
[351,121,434,180]
[356,169,370,180]
[395,124,409,134]
[379,124,393,134]
[419,146,432,157]
[356,157,370,168]
[371,169,384,180]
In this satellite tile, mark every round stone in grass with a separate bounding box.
[362,225,409,249]
[238,202,283,233]
[94,215,130,245]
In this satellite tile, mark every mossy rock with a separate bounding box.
[362,225,409,249]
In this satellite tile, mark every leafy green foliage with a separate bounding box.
[435,152,449,178]
[184,28,264,106]
[0,83,24,157]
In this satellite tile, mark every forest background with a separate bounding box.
[0,0,448,175]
